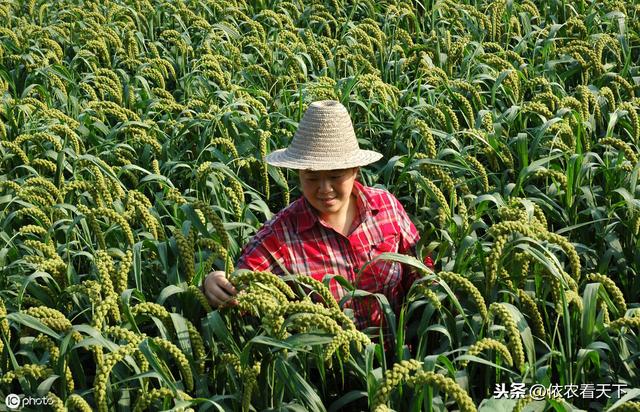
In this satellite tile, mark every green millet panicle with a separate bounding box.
[133,387,174,412]
[25,177,62,201]
[239,283,289,309]
[533,168,568,190]
[545,272,564,312]
[533,204,548,228]
[242,362,261,412]
[19,224,48,236]
[232,271,295,299]
[586,273,627,318]
[115,249,133,293]
[187,284,212,311]
[413,119,437,158]
[608,316,640,330]
[66,394,93,412]
[0,364,52,384]
[599,300,611,324]
[274,167,290,206]
[126,192,159,239]
[489,303,525,370]
[131,302,171,324]
[34,334,60,362]
[438,103,460,131]
[533,91,560,112]
[451,91,474,127]
[15,132,63,152]
[423,105,447,129]
[47,393,65,412]
[103,325,149,371]
[406,371,477,412]
[462,338,513,367]
[90,166,113,207]
[17,206,52,226]
[615,402,640,412]
[437,272,487,320]
[372,359,422,409]
[151,337,194,391]
[323,329,370,366]
[611,75,635,99]
[224,186,243,220]
[92,295,121,331]
[218,352,242,374]
[194,201,229,249]
[185,319,207,374]
[424,179,451,225]
[575,85,596,118]
[599,137,639,164]
[563,290,584,314]
[0,180,21,192]
[104,325,146,344]
[0,298,9,354]
[485,233,508,289]
[517,289,546,340]
[23,306,72,332]
[537,231,581,282]
[96,207,135,245]
[522,101,553,118]
[95,250,116,298]
[498,268,515,290]
[286,312,343,335]
[197,238,234,273]
[617,102,639,142]
[424,164,457,207]
[294,274,340,311]
[258,130,270,199]
[513,395,534,412]
[548,121,575,150]
[2,141,31,164]
[560,96,585,120]
[498,204,529,224]
[457,199,470,232]
[94,343,139,412]
[600,86,616,112]
[465,155,490,192]
[281,300,355,331]
[411,282,442,309]
[174,229,196,284]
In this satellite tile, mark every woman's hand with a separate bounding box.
[203,270,238,308]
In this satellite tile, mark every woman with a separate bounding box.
[203,100,432,331]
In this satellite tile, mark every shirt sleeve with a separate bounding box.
[391,195,420,256]
[236,224,286,276]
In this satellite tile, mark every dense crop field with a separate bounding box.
[0,0,639,410]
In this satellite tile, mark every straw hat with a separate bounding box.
[265,100,383,170]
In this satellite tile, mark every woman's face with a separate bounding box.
[299,167,358,219]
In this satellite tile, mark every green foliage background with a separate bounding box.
[0,0,639,410]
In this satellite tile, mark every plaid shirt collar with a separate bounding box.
[296,180,380,234]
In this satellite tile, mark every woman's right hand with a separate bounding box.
[202,270,238,308]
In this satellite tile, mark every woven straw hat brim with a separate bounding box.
[263,100,383,170]
[265,148,383,170]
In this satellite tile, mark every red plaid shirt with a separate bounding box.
[237,181,432,330]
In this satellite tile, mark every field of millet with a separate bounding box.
[0,0,639,410]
